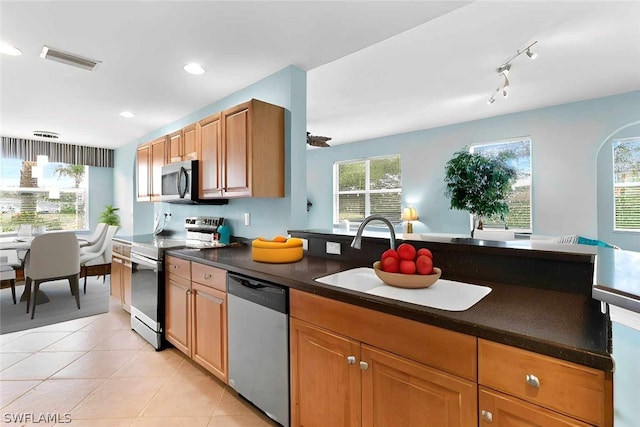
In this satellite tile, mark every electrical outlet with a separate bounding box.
[300,238,308,251]
[326,241,341,255]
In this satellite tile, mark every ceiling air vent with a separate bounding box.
[40,45,101,71]
[33,130,60,139]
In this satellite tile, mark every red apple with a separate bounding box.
[399,259,416,274]
[416,255,434,275]
[417,248,433,259]
[381,249,399,261]
[397,243,417,261]
[381,256,400,273]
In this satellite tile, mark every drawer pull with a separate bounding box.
[204,273,212,280]
[481,410,493,422]
[173,265,181,269]
[526,374,540,388]
[347,356,356,365]
[360,361,369,370]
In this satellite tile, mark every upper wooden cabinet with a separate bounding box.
[136,137,167,202]
[198,99,284,199]
[168,125,197,163]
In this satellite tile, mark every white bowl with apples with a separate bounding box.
[373,243,441,289]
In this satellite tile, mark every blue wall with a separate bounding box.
[87,166,114,231]
[113,65,307,238]
[307,91,640,250]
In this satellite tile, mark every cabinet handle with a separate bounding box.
[525,374,540,388]
[359,361,368,370]
[185,289,191,295]
[173,265,181,270]
[347,356,356,365]
[204,273,212,280]
[481,410,493,422]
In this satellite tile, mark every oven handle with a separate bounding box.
[131,252,159,268]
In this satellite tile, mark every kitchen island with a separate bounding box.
[168,232,615,426]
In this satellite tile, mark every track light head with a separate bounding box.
[487,97,496,105]
[526,48,538,60]
[502,88,509,98]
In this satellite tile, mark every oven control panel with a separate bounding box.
[184,216,224,232]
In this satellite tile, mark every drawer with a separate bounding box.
[191,262,227,292]
[165,255,191,280]
[290,289,477,381]
[479,387,591,427]
[478,339,606,425]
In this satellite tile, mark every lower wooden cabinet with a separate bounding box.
[165,256,227,383]
[110,242,132,312]
[290,290,477,427]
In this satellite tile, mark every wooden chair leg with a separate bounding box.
[25,277,32,313]
[30,281,40,319]
[70,274,81,309]
[10,278,16,304]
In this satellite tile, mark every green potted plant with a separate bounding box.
[444,150,516,237]
[98,204,121,226]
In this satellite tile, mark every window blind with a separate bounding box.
[1,137,114,168]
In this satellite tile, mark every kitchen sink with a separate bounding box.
[314,268,492,312]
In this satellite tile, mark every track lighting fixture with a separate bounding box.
[487,41,538,105]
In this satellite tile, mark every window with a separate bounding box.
[613,137,640,231]
[470,138,532,231]
[334,155,402,224]
[0,157,88,233]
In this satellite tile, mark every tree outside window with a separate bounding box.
[334,155,402,225]
[0,158,88,233]
[613,137,640,231]
[470,138,532,231]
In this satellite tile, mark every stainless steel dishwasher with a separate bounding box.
[227,273,289,427]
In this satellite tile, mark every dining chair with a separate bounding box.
[24,232,81,319]
[80,225,119,294]
[0,250,20,304]
[78,222,108,249]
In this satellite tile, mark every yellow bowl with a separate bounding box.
[252,237,304,263]
[373,261,442,289]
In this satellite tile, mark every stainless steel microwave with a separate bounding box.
[160,160,228,205]
[160,160,197,203]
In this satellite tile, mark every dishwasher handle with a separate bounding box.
[228,274,288,314]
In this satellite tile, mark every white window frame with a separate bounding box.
[469,137,532,233]
[333,155,402,225]
[612,136,640,233]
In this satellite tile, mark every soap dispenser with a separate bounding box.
[217,223,231,245]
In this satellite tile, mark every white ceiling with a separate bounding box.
[1,1,639,150]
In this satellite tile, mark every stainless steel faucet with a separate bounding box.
[350,215,396,250]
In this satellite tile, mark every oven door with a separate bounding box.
[130,252,163,349]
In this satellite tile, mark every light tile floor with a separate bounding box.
[0,296,279,427]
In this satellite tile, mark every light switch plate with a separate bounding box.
[301,238,308,251]
[326,241,341,255]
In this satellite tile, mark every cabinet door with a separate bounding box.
[290,318,361,427]
[479,387,592,427]
[150,137,166,199]
[165,273,191,355]
[110,256,123,300]
[361,345,477,427]
[136,143,150,201]
[198,113,223,198]
[182,124,197,160]
[221,104,251,197]
[168,130,183,163]
[121,260,132,313]
[191,282,227,383]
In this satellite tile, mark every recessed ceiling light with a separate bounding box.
[0,42,22,56]
[183,63,205,75]
[119,111,135,118]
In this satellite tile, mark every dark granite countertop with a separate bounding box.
[167,245,613,372]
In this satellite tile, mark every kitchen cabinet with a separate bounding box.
[136,137,167,201]
[198,99,284,199]
[197,113,222,198]
[290,289,477,427]
[168,125,197,163]
[478,339,611,426]
[110,240,132,312]
[165,256,227,383]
